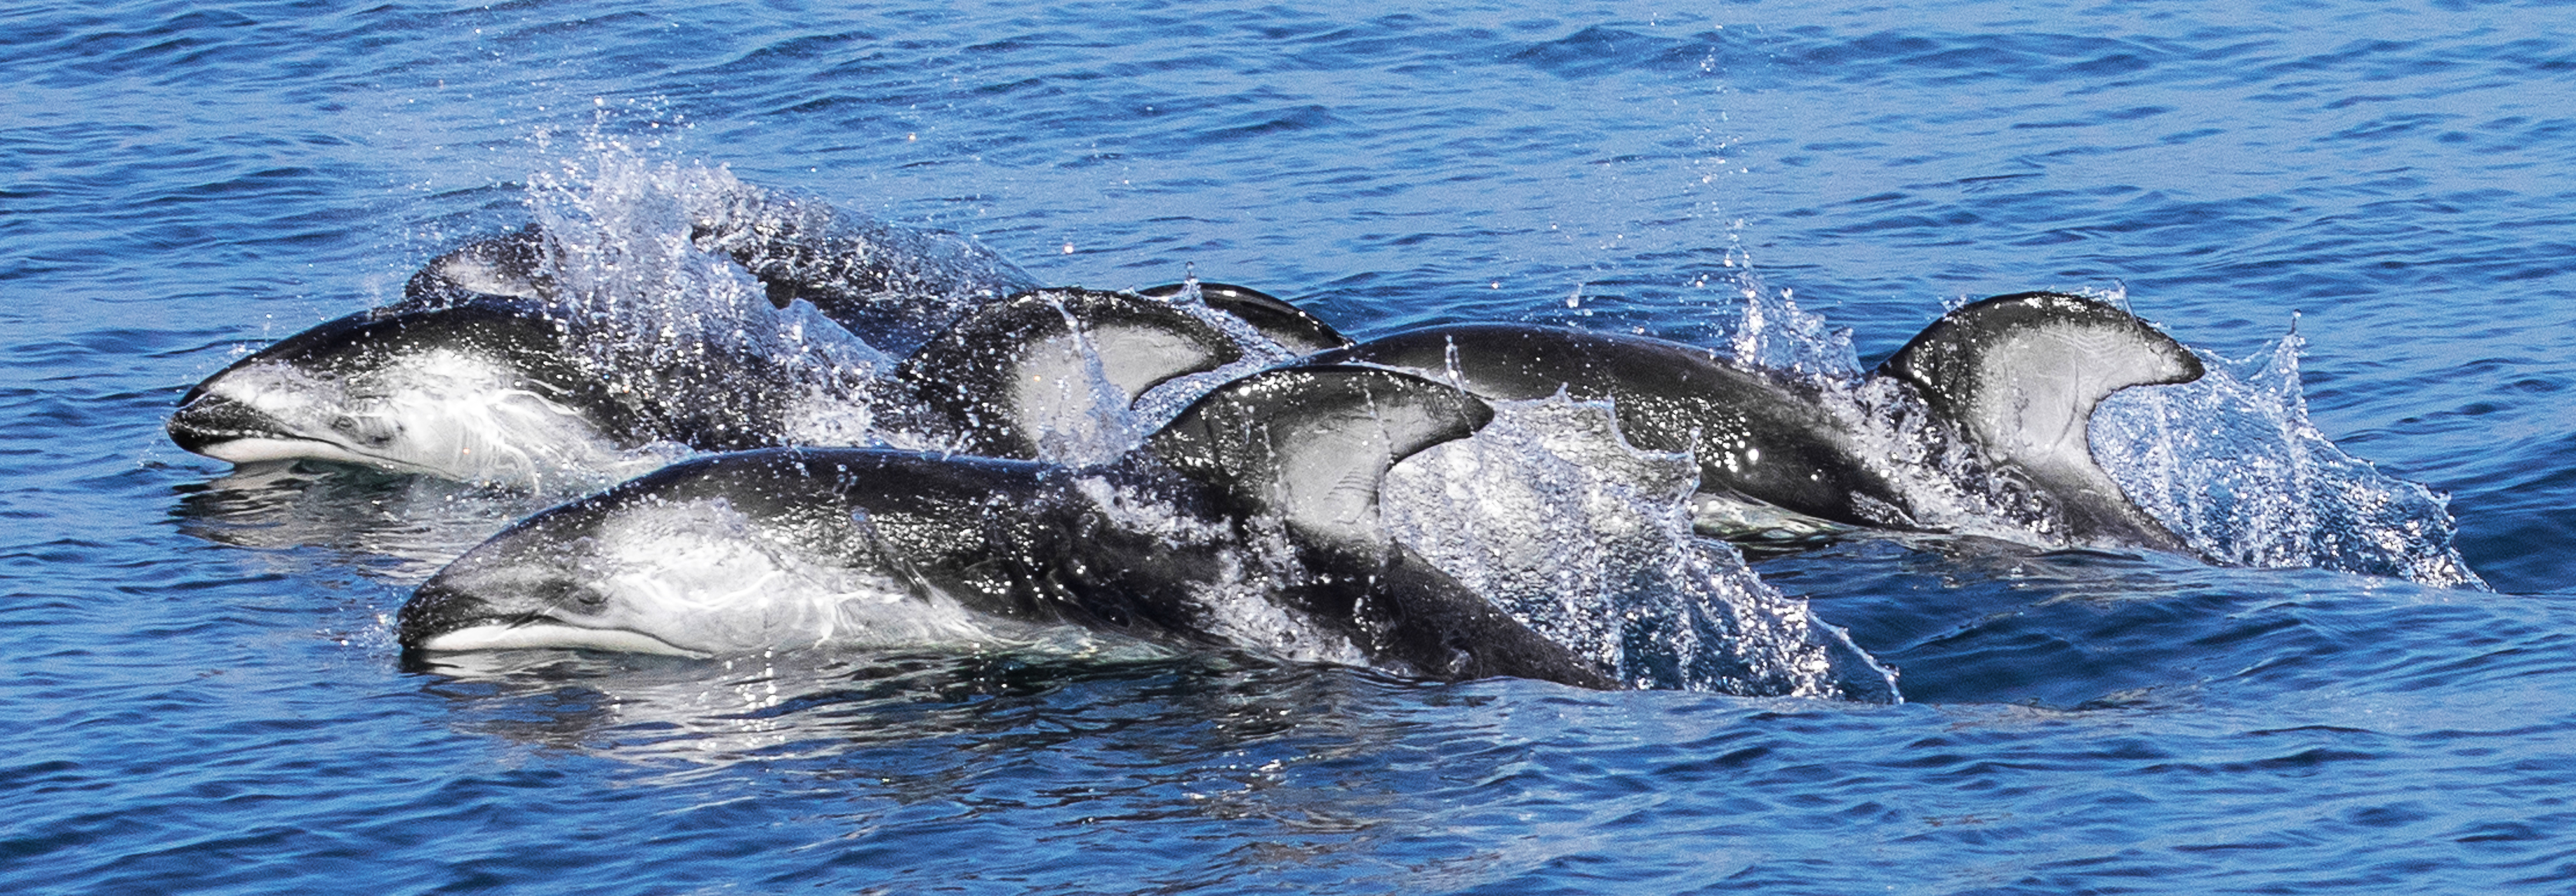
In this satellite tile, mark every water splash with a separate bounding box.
[1720,269,1863,382]
[2091,330,2487,589]
[1381,396,1900,701]
[522,144,900,452]
[677,166,1042,354]
[1128,278,1331,434]
[1713,274,2483,587]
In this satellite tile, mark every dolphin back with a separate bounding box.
[403,225,555,305]
[1136,281,1353,354]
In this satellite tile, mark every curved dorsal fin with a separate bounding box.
[1143,365,1493,551]
[898,288,1246,458]
[402,223,556,306]
[1876,292,2204,548]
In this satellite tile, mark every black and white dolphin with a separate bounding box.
[163,283,902,489]
[397,366,1616,688]
[1313,293,2205,552]
[164,295,684,487]
[168,279,1340,486]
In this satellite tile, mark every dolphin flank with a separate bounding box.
[397,365,1618,689]
[1313,292,2205,551]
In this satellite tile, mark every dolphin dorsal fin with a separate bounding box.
[402,224,557,306]
[1143,365,1493,551]
[1878,292,2203,464]
[1876,292,2204,547]
[899,288,1247,458]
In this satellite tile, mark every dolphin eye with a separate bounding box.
[553,582,611,615]
[329,415,402,447]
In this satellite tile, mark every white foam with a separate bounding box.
[1382,396,1897,698]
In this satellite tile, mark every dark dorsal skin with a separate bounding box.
[1315,324,1913,528]
[403,224,554,305]
[1316,293,2207,552]
[1134,281,1353,354]
[399,366,1614,689]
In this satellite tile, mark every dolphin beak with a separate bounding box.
[397,580,708,657]
[397,580,503,650]
[2169,346,2207,385]
[166,391,284,456]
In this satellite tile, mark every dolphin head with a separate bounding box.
[167,297,651,486]
[398,451,1024,659]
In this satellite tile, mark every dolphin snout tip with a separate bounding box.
[166,392,252,455]
[396,579,494,650]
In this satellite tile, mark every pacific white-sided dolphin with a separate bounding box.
[397,366,1617,688]
[168,281,1333,485]
[681,185,1045,350]
[164,296,676,486]
[1313,293,2205,551]
[406,204,1040,352]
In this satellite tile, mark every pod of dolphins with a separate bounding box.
[170,195,2219,694]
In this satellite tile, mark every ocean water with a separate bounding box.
[7,0,2575,892]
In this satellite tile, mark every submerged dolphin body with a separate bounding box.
[1315,293,2205,551]
[398,366,1615,688]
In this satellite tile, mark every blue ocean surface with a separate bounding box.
[6,0,2575,892]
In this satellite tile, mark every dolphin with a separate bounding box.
[1312,292,2205,551]
[164,285,908,488]
[680,184,1044,350]
[164,296,674,486]
[397,366,1616,688]
[402,224,555,305]
[406,191,1040,349]
[405,212,1343,358]
[169,279,1332,485]
[1134,281,1351,355]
